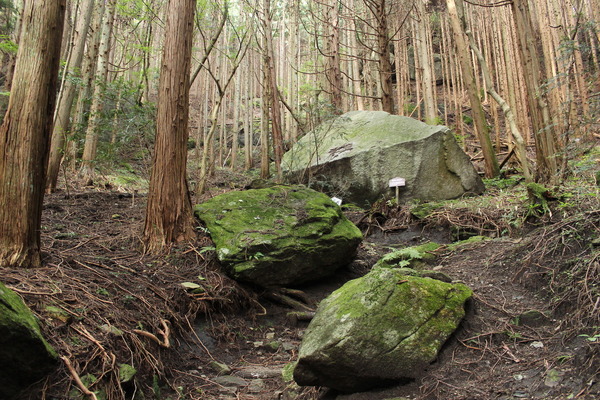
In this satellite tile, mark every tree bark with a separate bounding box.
[365,0,394,113]
[325,0,343,112]
[0,0,66,268]
[454,0,532,182]
[415,1,437,124]
[446,0,499,178]
[511,0,561,183]
[79,0,117,185]
[261,0,284,181]
[143,0,196,253]
[46,0,96,192]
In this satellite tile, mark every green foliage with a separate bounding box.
[118,363,137,383]
[525,182,552,217]
[410,202,443,219]
[432,116,444,125]
[579,333,600,343]
[73,77,156,171]
[483,177,523,190]
[375,242,441,269]
[0,34,16,54]
[461,114,473,125]
[403,102,417,115]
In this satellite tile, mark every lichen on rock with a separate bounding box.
[281,111,485,206]
[0,281,58,398]
[293,267,472,392]
[194,185,363,287]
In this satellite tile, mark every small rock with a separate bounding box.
[544,368,564,388]
[262,341,281,352]
[214,375,247,388]
[99,324,124,336]
[282,341,296,352]
[247,379,265,393]
[209,361,231,376]
[420,270,453,283]
[515,310,550,327]
[237,366,282,379]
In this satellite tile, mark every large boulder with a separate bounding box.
[282,111,485,207]
[293,267,472,392]
[194,185,363,287]
[0,281,58,398]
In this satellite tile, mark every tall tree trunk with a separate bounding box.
[454,0,532,181]
[231,74,241,170]
[511,0,561,183]
[261,0,284,181]
[349,0,365,111]
[46,0,96,192]
[325,0,343,112]
[446,0,499,178]
[415,1,437,124]
[365,0,394,113]
[79,0,117,185]
[0,0,66,268]
[67,0,106,171]
[143,0,196,253]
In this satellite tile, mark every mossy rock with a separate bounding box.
[0,281,58,398]
[446,235,488,252]
[383,267,452,283]
[293,268,472,392]
[194,185,363,287]
[281,111,484,206]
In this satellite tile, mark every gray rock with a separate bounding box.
[248,378,266,393]
[237,366,283,379]
[293,267,472,392]
[214,375,248,388]
[0,281,58,398]
[194,185,363,287]
[514,310,550,328]
[282,111,485,207]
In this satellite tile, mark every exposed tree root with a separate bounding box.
[262,288,315,312]
[61,356,98,400]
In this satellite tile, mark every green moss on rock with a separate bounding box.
[446,235,488,252]
[294,268,472,392]
[0,281,58,398]
[194,185,363,287]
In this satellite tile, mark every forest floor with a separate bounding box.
[3,167,599,400]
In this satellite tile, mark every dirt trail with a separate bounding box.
[2,190,598,400]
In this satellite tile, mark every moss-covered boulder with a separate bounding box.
[282,111,485,207]
[293,267,472,392]
[194,185,363,287]
[0,281,58,398]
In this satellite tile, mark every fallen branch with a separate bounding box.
[133,319,171,348]
[61,356,98,400]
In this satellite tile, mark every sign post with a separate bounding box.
[388,177,406,204]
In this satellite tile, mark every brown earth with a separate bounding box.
[2,176,598,400]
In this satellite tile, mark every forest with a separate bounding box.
[0,0,598,399]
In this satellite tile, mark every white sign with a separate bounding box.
[331,197,342,206]
[389,177,406,187]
